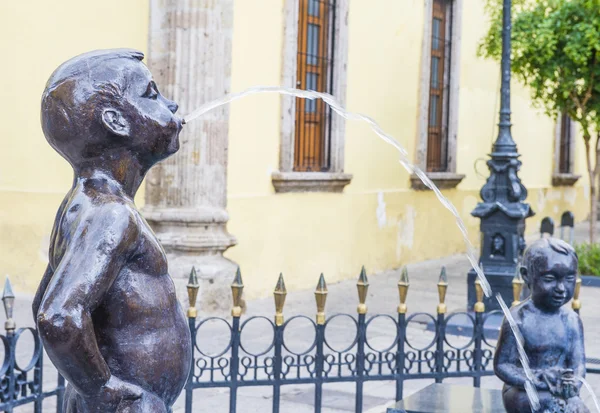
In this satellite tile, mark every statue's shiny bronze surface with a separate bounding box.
[494,238,589,412]
[33,49,190,413]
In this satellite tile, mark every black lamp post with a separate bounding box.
[467,0,534,311]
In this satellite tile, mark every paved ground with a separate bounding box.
[4,222,600,412]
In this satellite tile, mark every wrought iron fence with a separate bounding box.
[0,278,65,413]
[0,260,595,413]
[184,266,569,413]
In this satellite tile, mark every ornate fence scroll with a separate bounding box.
[184,267,510,413]
[0,278,65,413]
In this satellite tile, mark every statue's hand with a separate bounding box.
[81,376,143,412]
[557,370,579,399]
[539,368,562,395]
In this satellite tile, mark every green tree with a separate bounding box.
[480,0,600,242]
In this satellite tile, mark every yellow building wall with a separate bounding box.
[226,0,591,300]
[0,0,590,299]
[0,0,149,293]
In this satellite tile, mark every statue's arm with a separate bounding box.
[36,204,138,397]
[493,319,545,389]
[568,314,586,388]
[32,264,54,323]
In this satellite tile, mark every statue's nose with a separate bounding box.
[167,100,179,114]
[556,282,566,293]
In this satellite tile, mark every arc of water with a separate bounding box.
[183,85,600,412]
[183,85,492,297]
[579,376,600,413]
[496,295,541,412]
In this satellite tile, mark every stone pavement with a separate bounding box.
[3,222,600,412]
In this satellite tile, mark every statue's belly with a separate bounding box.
[95,271,192,406]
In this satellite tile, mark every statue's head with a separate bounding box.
[41,49,182,168]
[521,238,578,312]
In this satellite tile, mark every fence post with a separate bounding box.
[395,267,409,401]
[355,268,369,413]
[229,269,244,413]
[314,274,328,413]
[273,274,287,413]
[561,211,575,245]
[435,268,448,384]
[185,268,200,413]
[473,279,485,388]
[56,375,65,413]
[34,346,43,413]
[3,277,16,413]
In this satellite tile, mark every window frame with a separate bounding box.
[412,0,465,190]
[552,112,580,186]
[273,0,352,193]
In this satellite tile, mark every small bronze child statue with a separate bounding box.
[33,50,191,412]
[494,238,589,413]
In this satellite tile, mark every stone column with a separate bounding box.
[144,0,237,313]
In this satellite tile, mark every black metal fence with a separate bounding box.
[182,265,594,413]
[0,279,65,413]
[0,256,596,412]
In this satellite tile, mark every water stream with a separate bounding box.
[183,85,599,412]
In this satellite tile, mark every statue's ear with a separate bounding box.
[520,266,529,286]
[101,108,131,138]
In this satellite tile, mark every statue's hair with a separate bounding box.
[522,238,577,284]
[41,49,145,165]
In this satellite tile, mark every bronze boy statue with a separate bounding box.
[494,238,589,413]
[33,49,191,413]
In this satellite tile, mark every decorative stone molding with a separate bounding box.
[551,173,580,187]
[415,0,464,176]
[552,115,579,186]
[272,171,352,193]
[410,172,465,190]
[274,0,352,192]
[144,0,237,313]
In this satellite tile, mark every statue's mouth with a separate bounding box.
[552,294,566,304]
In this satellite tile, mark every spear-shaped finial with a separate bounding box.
[572,274,582,312]
[187,267,200,318]
[474,278,485,313]
[274,273,287,326]
[2,277,16,334]
[511,266,524,307]
[356,266,369,315]
[314,274,328,325]
[437,267,448,314]
[397,267,409,314]
[231,267,244,317]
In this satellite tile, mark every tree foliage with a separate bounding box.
[480,0,600,242]
[480,0,600,136]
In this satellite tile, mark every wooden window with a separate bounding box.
[558,113,573,174]
[426,0,453,172]
[294,0,335,172]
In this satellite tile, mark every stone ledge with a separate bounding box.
[271,171,353,193]
[410,172,465,190]
[552,173,581,187]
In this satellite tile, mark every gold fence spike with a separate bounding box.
[474,278,485,313]
[187,267,200,318]
[356,267,369,315]
[572,274,582,311]
[231,268,244,317]
[511,267,524,307]
[437,267,448,314]
[314,274,328,325]
[397,267,409,314]
[274,273,287,326]
[2,277,15,333]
